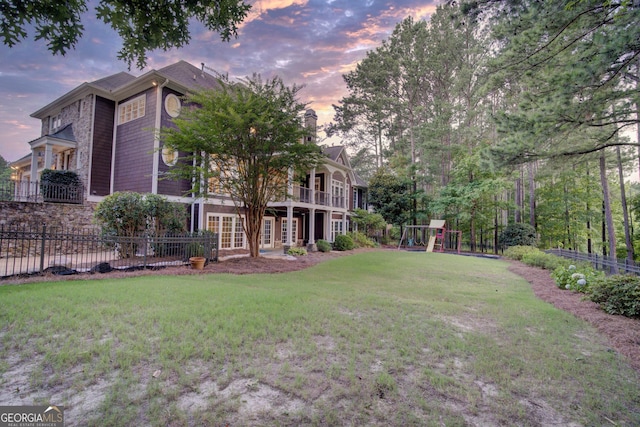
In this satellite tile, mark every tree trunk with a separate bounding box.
[599,150,618,273]
[244,205,264,258]
[617,146,634,262]
[528,162,536,229]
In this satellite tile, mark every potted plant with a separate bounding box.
[185,242,206,269]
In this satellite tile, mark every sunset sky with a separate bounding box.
[0,0,439,162]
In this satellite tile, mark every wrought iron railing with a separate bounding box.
[0,180,83,204]
[0,225,218,279]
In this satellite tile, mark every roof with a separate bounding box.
[156,60,219,91]
[31,60,218,118]
[49,124,76,142]
[91,72,136,91]
[323,145,344,162]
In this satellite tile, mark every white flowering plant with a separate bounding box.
[552,263,603,292]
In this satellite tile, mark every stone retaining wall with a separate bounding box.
[0,201,98,230]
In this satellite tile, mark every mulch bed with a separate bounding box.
[508,261,640,373]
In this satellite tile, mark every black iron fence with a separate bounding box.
[0,180,83,204]
[547,249,640,275]
[0,225,218,279]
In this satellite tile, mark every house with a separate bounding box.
[9,60,367,250]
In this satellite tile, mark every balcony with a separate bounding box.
[289,185,345,209]
[0,180,83,204]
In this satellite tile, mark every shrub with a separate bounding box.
[521,251,565,270]
[287,247,307,256]
[503,245,540,261]
[349,231,377,248]
[316,239,332,253]
[184,242,204,259]
[552,264,602,292]
[587,275,640,318]
[40,169,83,203]
[333,234,355,251]
[499,223,537,248]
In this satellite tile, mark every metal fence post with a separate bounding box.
[39,224,46,273]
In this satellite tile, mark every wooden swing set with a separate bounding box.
[397,220,462,253]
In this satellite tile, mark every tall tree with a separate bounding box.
[162,74,323,257]
[0,0,251,68]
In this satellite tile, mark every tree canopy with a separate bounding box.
[161,74,324,257]
[0,0,251,68]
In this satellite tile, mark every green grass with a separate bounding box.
[1,251,639,426]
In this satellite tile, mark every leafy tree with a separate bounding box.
[0,0,251,68]
[94,191,187,258]
[162,74,323,257]
[499,223,537,248]
[368,168,413,227]
[350,208,387,238]
[0,155,12,181]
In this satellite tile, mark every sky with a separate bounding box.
[0,0,439,162]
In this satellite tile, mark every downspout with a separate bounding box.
[151,78,169,194]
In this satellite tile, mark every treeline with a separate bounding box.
[329,1,640,258]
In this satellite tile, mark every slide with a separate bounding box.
[426,235,436,252]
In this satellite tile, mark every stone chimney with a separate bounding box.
[304,109,318,144]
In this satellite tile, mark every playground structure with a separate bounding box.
[397,220,462,253]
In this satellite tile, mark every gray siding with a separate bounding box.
[113,89,156,193]
[157,88,192,196]
[90,96,115,196]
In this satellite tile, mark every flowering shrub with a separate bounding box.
[552,264,602,292]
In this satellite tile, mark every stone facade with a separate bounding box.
[0,201,98,230]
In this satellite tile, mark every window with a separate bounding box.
[49,114,61,132]
[161,147,178,166]
[207,155,237,195]
[331,219,343,242]
[282,218,298,245]
[164,94,181,118]
[207,214,245,249]
[118,95,146,125]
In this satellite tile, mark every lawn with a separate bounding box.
[1,251,638,426]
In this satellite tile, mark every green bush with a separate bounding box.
[40,169,83,203]
[348,231,377,248]
[503,245,540,261]
[521,251,565,270]
[587,275,640,318]
[287,247,307,256]
[316,240,332,253]
[184,242,205,258]
[499,223,537,248]
[552,264,602,292]
[333,234,355,251]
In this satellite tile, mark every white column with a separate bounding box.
[43,144,54,170]
[308,208,316,245]
[342,212,347,235]
[286,205,294,246]
[310,168,316,204]
[327,210,333,242]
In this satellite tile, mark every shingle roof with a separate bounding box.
[90,72,136,91]
[157,60,219,91]
[50,124,76,141]
[323,145,344,161]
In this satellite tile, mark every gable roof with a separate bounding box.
[91,72,136,91]
[323,145,344,162]
[31,60,218,119]
[156,60,218,91]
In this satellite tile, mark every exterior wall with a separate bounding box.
[37,94,94,189]
[112,89,156,193]
[0,201,99,230]
[157,88,191,197]
[90,96,115,196]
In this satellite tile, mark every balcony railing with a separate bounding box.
[0,180,83,204]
